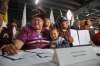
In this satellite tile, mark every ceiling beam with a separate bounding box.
[53,0,81,6]
[42,0,75,10]
[42,4,68,12]
[64,0,81,6]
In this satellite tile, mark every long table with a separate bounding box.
[0,47,100,66]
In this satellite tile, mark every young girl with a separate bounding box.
[50,28,69,48]
[43,18,53,31]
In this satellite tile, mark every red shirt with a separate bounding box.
[95,33,100,40]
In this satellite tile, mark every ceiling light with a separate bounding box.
[35,0,39,5]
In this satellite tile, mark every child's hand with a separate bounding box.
[50,41,56,49]
[50,44,56,49]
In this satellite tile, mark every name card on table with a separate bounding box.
[53,46,98,66]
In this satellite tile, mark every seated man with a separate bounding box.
[0,10,50,55]
[82,19,95,41]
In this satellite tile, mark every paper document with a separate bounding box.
[70,29,91,46]
[2,50,24,60]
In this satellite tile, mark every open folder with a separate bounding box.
[70,29,91,46]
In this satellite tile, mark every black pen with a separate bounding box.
[36,53,50,58]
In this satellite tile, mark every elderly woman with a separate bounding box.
[1,9,50,55]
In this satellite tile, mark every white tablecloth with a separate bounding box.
[0,48,100,66]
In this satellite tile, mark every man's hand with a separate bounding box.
[0,44,18,55]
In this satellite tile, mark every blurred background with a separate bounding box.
[0,0,100,28]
